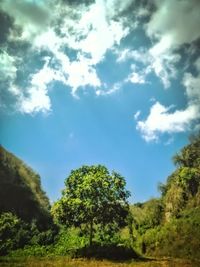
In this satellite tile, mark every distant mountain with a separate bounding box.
[0,146,52,229]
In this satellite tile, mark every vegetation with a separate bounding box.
[0,133,200,263]
[0,146,51,229]
[51,165,130,246]
[130,133,200,259]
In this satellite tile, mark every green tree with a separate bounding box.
[51,165,130,246]
[173,133,200,168]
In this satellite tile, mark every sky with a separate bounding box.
[0,0,200,203]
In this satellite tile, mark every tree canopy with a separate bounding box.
[51,165,130,245]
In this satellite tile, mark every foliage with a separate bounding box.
[94,222,121,246]
[52,227,89,256]
[51,165,130,245]
[163,134,200,221]
[131,198,164,234]
[0,146,52,229]
[0,212,30,255]
[140,207,200,259]
[173,133,200,168]
[131,133,200,260]
[0,212,58,256]
[1,133,200,260]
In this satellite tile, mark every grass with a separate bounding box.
[0,257,199,267]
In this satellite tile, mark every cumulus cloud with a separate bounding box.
[136,102,199,142]
[0,52,17,82]
[76,0,129,64]
[0,0,51,41]
[116,45,180,88]
[116,48,148,64]
[146,0,200,87]
[136,68,200,142]
[146,0,200,49]
[183,73,200,104]
[0,0,131,113]
[1,0,200,122]
[96,81,123,96]
[115,0,200,89]
[127,71,146,84]
[133,0,200,141]
[66,57,101,95]
[0,52,20,109]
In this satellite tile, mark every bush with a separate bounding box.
[0,212,30,255]
[139,207,200,259]
[53,227,89,256]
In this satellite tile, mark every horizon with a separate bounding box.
[0,0,200,203]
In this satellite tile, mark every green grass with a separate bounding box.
[0,257,199,267]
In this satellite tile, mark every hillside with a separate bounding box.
[0,146,51,229]
[131,133,200,259]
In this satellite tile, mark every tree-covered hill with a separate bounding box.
[0,146,51,229]
[131,133,200,259]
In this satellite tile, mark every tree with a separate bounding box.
[51,165,130,246]
[173,132,200,168]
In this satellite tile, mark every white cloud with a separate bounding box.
[30,60,57,88]
[47,0,128,94]
[150,51,180,88]
[75,0,129,64]
[18,59,56,113]
[0,52,17,82]
[136,70,200,142]
[144,0,200,87]
[127,72,146,84]
[105,0,134,18]
[1,0,51,41]
[0,52,21,107]
[134,110,141,120]
[116,48,148,64]
[146,0,200,50]
[136,102,199,142]
[19,86,51,114]
[116,46,180,88]
[2,0,199,118]
[96,81,122,96]
[67,57,101,95]
[116,50,151,85]
[34,29,61,52]
[1,0,131,114]
[183,72,200,103]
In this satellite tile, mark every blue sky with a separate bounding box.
[0,0,200,203]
